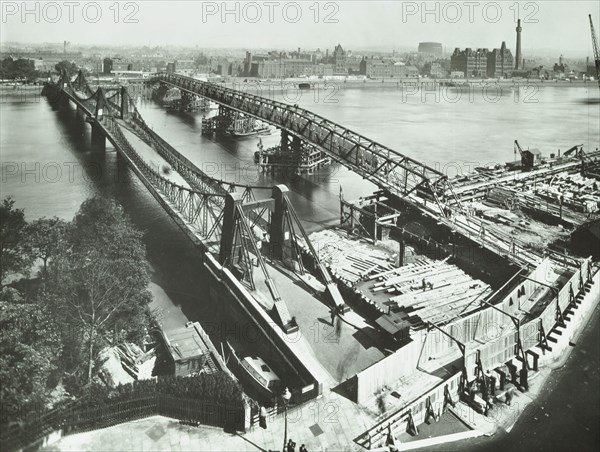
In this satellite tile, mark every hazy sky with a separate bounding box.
[2,1,599,56]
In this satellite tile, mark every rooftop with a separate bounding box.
[163,322,210,362]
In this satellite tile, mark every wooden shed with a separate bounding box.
[162,322,216,377]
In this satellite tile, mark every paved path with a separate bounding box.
[44,388,378,452]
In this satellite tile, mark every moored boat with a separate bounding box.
[225,341,281,398]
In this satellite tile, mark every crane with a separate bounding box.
[590,14,600,89]
[562,144,584,158]
[514,140,540,170]
[514,140,525,157]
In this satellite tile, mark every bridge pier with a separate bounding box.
[59,93,71,109]
[120,86,129,120]
[201,105,237,136]
[152,83,169,103]
[91,123,106,150]
[255,129,330,175]
[269,185,294,263]
[219,192,244,270]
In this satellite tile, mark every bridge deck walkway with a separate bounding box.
[118,123,191,189]
[254,260,390,384]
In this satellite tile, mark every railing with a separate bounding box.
[150,72,457,211]
[124,100,269,202]
[102,115,226,241]
[358,371,462,449]
[67,73,270,205]
[0,395,244,452]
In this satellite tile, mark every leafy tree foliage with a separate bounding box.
[0,300,63,423]
[0,197,32,287]
[0,57,39,80]
[54,60,79,78]
[24,217,69,274]
[47,197,151,385]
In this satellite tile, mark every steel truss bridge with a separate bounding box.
[149,73,560,268]
[45,70,345,333]
[45,68,574,334]
[150,72,463,215]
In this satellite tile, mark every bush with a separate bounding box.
[77,372,243,409]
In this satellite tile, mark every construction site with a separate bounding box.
[13,12,599,452]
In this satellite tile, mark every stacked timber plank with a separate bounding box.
[363,256,492,331]
[309,229,395,284]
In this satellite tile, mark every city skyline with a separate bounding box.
[1,1,599,57]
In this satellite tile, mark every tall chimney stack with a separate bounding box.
[515,19,522,70]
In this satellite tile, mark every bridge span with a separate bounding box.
[150,72,459,212]
[45,70,347,337]
[150,72,555,268]
[38,70,600,451]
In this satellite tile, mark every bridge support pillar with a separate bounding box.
[269,185,293,263]
[398,239,406,267]
[266,129,329,176]
[91,124,106,150]
[219,192,244,268]
[120,86,129,119]
[59,93,70,109]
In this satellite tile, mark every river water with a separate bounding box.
[1,82,598,450]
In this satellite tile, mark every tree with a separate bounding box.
[0,57,38,80]
[47,197,151,385]
[24,217,69,275]
[54,60,78,77]
[0,197,32,287]
[0,299,63,423]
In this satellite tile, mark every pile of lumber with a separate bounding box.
[365,257,492,330]
[309,229,395,284]
[484,187,516,210]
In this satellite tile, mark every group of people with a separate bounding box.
[286,439,308,452]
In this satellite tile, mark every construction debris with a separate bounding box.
[97,343,156,387]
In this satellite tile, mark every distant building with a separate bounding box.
[173,59,195,76]
[255,59,313,78]
[256,60,284,78]
[333,43,347,75]
[102,58,113,74]
[310,63,334,77]
[450,48,489,78]
[243,51,253,76]
[112,58,132,72]
[418,42,443,57]
[363,58,419,78]
[487,41,514,78]
[284,59,313,77]
[554,55,567,73]
[346,58,362,75]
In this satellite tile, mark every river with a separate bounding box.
[0,81,598,450]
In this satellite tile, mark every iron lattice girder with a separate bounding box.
[59,76,246,247]
[59,77,229,244]
[115,86,272,202]
[152,73,449,199]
